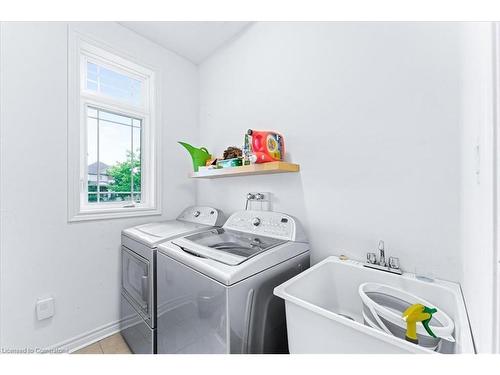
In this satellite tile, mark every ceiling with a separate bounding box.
[119,22,252,64]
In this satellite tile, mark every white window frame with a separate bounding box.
[68,28,161,221]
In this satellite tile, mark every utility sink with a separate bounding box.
[274,256,475,354]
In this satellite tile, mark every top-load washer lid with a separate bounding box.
[172,228,286,266]
[123,220,210,248]
[159,210,309,285]
[122,206,224,248]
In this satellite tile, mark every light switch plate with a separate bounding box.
[36,297,55,321]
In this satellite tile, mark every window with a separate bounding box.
[68,32,160,221]
[86,107,142,204]
[85,61,144,107]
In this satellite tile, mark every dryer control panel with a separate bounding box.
[177,206,224,226]
[223,210,307,242]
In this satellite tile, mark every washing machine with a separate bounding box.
[120,206,224,354]
[156,210,310,354]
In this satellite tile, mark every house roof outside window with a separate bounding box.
[88,161,114,185]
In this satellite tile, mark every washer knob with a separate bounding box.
[251,217,261,227]
[194,210,201,217]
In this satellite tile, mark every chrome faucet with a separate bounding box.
[364,240,402,275]
[378,240,386,267]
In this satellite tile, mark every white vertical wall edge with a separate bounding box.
[0,21,4,349]
[494,21,500,354]
[67,25,163,222]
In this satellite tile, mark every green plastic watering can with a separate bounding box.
[178,141,212,172]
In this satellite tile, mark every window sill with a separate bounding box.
[68,206,161,222]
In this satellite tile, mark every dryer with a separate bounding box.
[120,206,223,354]
[156,210,310,354]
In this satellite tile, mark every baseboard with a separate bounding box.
[50,319,124,354]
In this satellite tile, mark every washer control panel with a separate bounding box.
[251,217,261,227]
[224,210,302,241]
[177,206,223,226]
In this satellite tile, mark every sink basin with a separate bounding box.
[274,256,474,354]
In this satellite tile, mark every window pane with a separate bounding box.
[99,120,131,163]
[99,110,133,126]
[86,107,143,205]
[100,119,131,198]
[87,107,98,118]
[87,117,98,196]
[87,117,98,166]
[87,80,98,91]
[101,193,132,202]
[132,126,142,193]
[87,62,98,74]
[86,61,143,107]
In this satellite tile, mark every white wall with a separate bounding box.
[1,21,497,353]
[0,22,199,350]
[459,22,497,353]
[197,22,463,281]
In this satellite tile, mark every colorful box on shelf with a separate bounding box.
[216,158,243,169]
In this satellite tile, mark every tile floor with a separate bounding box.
[73,333,132,354]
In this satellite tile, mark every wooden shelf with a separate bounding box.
[190,161,300,179]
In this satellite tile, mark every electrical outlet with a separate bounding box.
[36,297,55,321]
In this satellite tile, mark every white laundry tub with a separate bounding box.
[274,256,474,354]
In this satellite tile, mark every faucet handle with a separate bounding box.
[366,252,377,264]
[378,240,386,266]
[388,256,400,270]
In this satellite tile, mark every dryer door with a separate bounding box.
[156,253,227,353]
[121,246,151,324]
